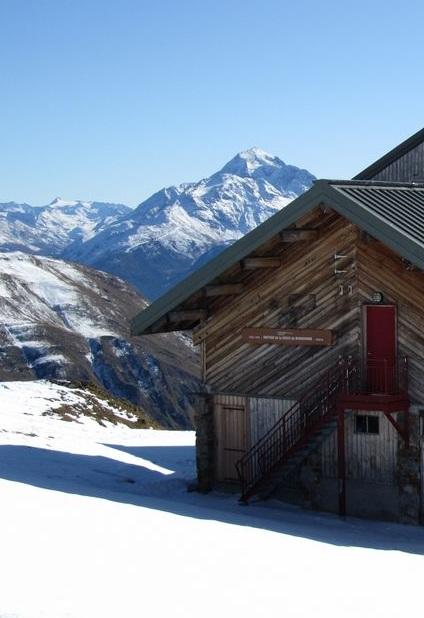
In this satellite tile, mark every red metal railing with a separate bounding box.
[236,361,353,502]
[343,356,408,395]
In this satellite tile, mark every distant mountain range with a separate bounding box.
[0,198,130,257]
[1,148,315,299]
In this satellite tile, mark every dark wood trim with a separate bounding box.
[205,284,244,296]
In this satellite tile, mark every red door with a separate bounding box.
[365,305,396,393]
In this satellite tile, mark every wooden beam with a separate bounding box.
[242,257,282,269]
[168,310,207,322]
[280,228,319,242]
[383,411,409,444]
[205,284,244,297]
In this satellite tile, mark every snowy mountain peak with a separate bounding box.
[218,147,315,198]
[219,147,284,177]
[50,196,64,206]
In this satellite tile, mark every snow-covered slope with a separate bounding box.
[0,197,130,256]
[0,392,423,618]
[0,252,199,427]
[64,148,315,298]
[0,380,159,428]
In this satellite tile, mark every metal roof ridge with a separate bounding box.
[323,179,424,189]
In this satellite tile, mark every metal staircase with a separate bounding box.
[235,362,353,503]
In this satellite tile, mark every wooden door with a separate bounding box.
[364,305,397,393]
[215,396,248,482]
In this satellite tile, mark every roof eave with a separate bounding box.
[321,184,424,270]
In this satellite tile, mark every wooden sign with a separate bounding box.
[242,328,334,346]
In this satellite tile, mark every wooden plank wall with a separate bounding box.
[371,141,424,182]
[321,412,398,483]
[249,397,296,444]
[199,210,360,399]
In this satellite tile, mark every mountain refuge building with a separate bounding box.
[131,128,424,524]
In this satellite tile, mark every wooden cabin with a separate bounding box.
[132,128,424,524]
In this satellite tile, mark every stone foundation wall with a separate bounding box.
[398,407,421,524]
[194,393,215,492]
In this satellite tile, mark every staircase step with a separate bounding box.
[255,419,338,498]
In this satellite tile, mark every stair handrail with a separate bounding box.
[236,359,356,501]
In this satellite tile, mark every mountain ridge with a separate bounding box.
[0,251,199,428]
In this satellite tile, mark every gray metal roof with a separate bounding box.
[131,179,424,336]
[332,182,424,246]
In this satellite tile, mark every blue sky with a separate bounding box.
[0,0,423,206]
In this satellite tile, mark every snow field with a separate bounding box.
[0,380,423,618]
[1,477,423,618]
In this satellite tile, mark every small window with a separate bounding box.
[355,414,379,435]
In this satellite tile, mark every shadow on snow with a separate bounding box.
[0,443,423,556]
[104,443,194,477]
